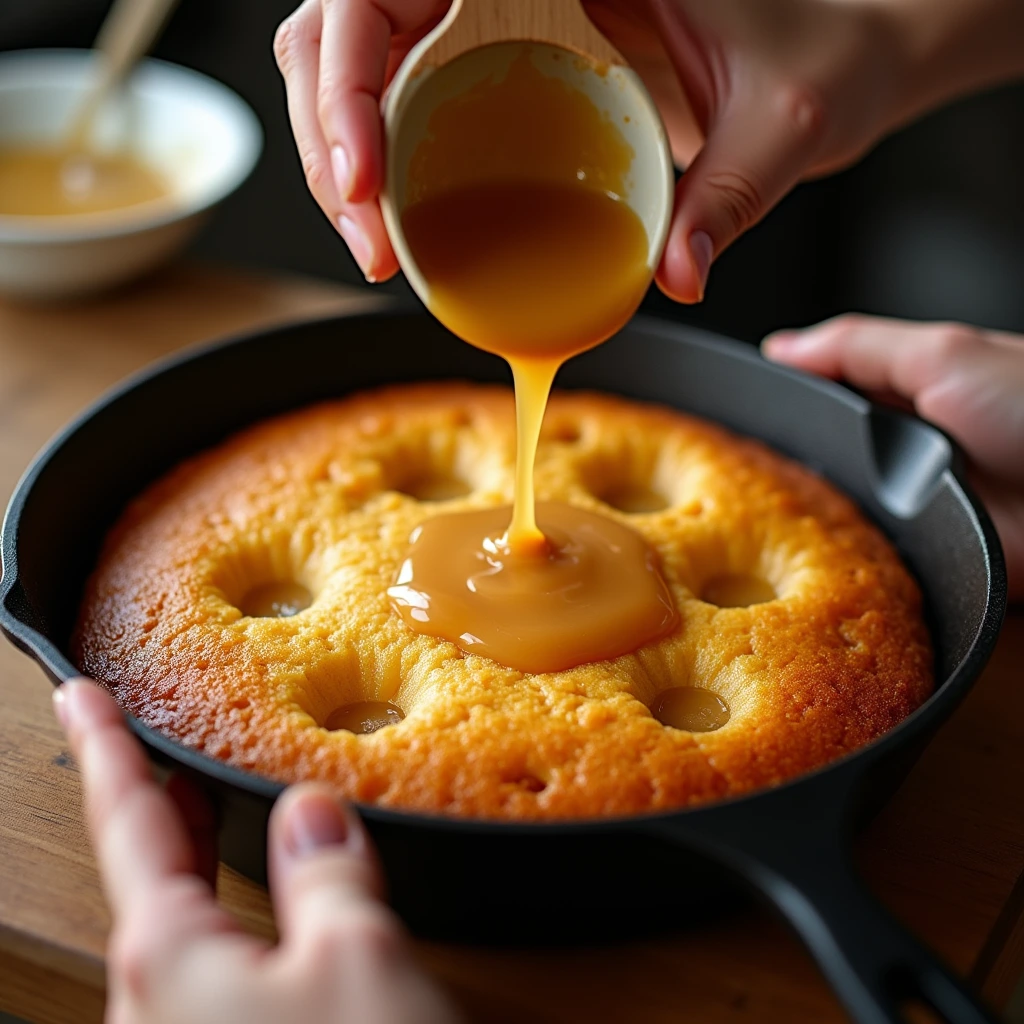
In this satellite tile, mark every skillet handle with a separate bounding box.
[651,806,1000,1024]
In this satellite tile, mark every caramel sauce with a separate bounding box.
[401,181,651,363]
[325,700,404,734]
[240,582,312,619]
[652,687,730,732]
[0,145,168,217]
[702,574,777,608]
[391,48,677,672]
[389,503,677,673]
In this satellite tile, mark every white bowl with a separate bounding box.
[0,50,263,301]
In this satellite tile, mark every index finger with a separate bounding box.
[316,0,448,203]
[55,679,204,919]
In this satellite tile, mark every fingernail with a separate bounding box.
[689,231,713,299]
[52,677,89,731]
[52,686,70,730]
[763,331,817,358]
[331,145,352,203]
[761,331,798,354]
[338,215,375,282]
[284,794,350,857]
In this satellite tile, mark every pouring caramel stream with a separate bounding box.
[389,49,677,671]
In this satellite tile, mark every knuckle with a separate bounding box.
[295,845,381,898]
[315,81,343,133]
[313,905,405,964]
[777,80,827,145]
[704,169,763,237]
[108,877,216,1005]
[929,323,981,361]
[299,147,332,201]
[273,16,302,75]
[109,926,158,1004]
[826,313,867,339]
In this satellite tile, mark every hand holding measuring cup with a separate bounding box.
[273,0,1024,301]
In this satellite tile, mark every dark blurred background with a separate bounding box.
[3,0,1023,342]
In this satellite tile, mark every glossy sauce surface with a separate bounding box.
[401,179,650,362]
[240,581,312,619]
[388,503,677,673]
[0,145,168,217]
[652,687,731,732]
[392,47,676,672]
[325,701,405,734]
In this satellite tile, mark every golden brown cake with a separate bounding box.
[73,384,932,818]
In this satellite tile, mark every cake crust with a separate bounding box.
[74,384,933,819]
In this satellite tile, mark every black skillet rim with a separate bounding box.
[0,305,1008,837]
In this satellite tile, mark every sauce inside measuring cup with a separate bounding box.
[389,49,676,672]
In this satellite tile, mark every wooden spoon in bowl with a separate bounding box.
[61,0,179,204]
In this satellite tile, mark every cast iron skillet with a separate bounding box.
[0,308,1007,1024]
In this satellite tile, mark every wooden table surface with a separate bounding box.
[1,264,1022,1024]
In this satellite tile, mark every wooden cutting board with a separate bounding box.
[1,262,1022,1024]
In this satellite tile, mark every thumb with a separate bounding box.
[657,87,823,303]
[268,784,393,950]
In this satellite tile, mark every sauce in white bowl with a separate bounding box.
[0,50,262,300]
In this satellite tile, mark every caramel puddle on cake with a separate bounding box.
[389,51,677,673]
[240,581,312,618]
[652,687,730,732]
[325,701,405,734]
[0,145,168,217]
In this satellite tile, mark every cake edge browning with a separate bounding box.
[72,383,933,820]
